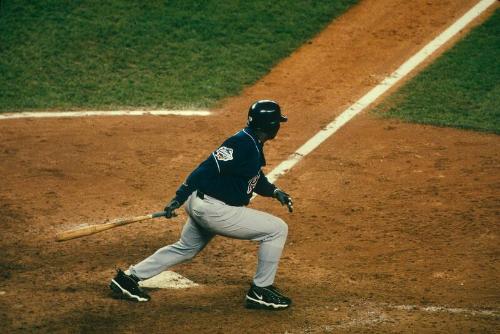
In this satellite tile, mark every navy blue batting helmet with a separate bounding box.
[247,100,287,138]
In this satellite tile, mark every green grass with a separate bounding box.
[374,9,500,134]
[0,0,357,111]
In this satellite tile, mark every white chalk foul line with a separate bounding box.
[267,0,497,183]
[0,109,211,120]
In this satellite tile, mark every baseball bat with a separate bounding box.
[55,211,166,242]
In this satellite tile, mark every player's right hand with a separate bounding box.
[164,198,181,218]
[273,188,293,213]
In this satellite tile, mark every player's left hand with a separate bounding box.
[273,188,293,213]
[164,198,181,218]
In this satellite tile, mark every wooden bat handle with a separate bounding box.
[55,211,166,241]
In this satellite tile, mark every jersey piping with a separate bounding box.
[242,129,260,155]
[211,152,221,173]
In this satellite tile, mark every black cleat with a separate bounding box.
[110,269,150,302]
[245,284,292,310]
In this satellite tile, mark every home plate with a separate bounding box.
[139,271,198,289]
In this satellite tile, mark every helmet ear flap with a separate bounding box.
[266,122,280,139]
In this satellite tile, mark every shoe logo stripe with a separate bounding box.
[254,291,263,300]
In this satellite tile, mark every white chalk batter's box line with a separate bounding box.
[292,302,498,331]
[0,110,211,119]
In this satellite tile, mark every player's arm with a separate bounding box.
[253,171,276,197]
[164,139,240,218]
[254,171,293,212]
[163,159,217,218]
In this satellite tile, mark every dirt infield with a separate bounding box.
[1,1,498,333]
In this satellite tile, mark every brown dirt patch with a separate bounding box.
[1,1,498,333]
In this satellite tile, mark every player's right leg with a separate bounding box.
[190,193,291,309]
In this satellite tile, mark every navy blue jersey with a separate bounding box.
[174,127,276,206]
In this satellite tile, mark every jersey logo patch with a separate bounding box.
[214,146,234,161]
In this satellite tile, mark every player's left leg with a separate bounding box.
[130,215,214,280]
[110,195,214,301]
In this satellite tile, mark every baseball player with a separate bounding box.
[110,100,293,310]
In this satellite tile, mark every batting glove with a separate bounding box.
[273,188,293,213]
[164,198,181,218]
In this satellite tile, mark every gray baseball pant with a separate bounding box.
[130,191,288,287]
